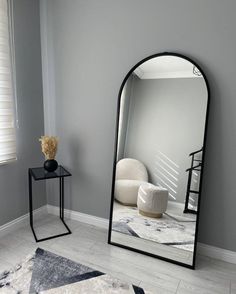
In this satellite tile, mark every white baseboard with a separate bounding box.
[0,205,47,237]
[1,204,236,265]
[47,205,109,229]
[197,243,236,264]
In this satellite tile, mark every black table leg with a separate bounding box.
[59,177,71,233]
[28,169,33,226]
[62,177,64,220]
[28,169,38,242]
[60,177,62,219]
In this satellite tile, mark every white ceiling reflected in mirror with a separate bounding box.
[134,55,202,79]
[108,53,209,269]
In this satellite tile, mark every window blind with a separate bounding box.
[0,0,16,164]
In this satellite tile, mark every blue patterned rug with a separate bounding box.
[0,248,151,293]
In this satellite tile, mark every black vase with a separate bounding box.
[44,159,58,172]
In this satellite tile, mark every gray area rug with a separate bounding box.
[0,248,152,293]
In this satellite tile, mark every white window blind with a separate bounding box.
[0,0,16,164]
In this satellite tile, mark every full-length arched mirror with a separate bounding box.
[108,52,210,268]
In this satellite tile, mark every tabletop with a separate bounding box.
[29,165,72,181]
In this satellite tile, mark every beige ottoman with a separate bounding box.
[137,183,168,218]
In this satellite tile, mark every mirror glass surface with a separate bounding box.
[109,54,209,267]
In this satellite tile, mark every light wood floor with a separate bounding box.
[0,214,235,294]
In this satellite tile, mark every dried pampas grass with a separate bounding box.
[39,136,58,160]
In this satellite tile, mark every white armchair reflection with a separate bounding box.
[114,158,148,206]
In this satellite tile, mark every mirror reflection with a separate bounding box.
[110,54,208,266]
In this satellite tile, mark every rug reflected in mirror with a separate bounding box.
[0,248,152,293]
[112,202,196,252]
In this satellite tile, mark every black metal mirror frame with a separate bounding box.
[108,52,210,269]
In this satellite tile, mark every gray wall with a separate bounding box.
[117,74,133,161]
[123,77,207,204]
[42,0,236,252]
[0,0,45,226]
